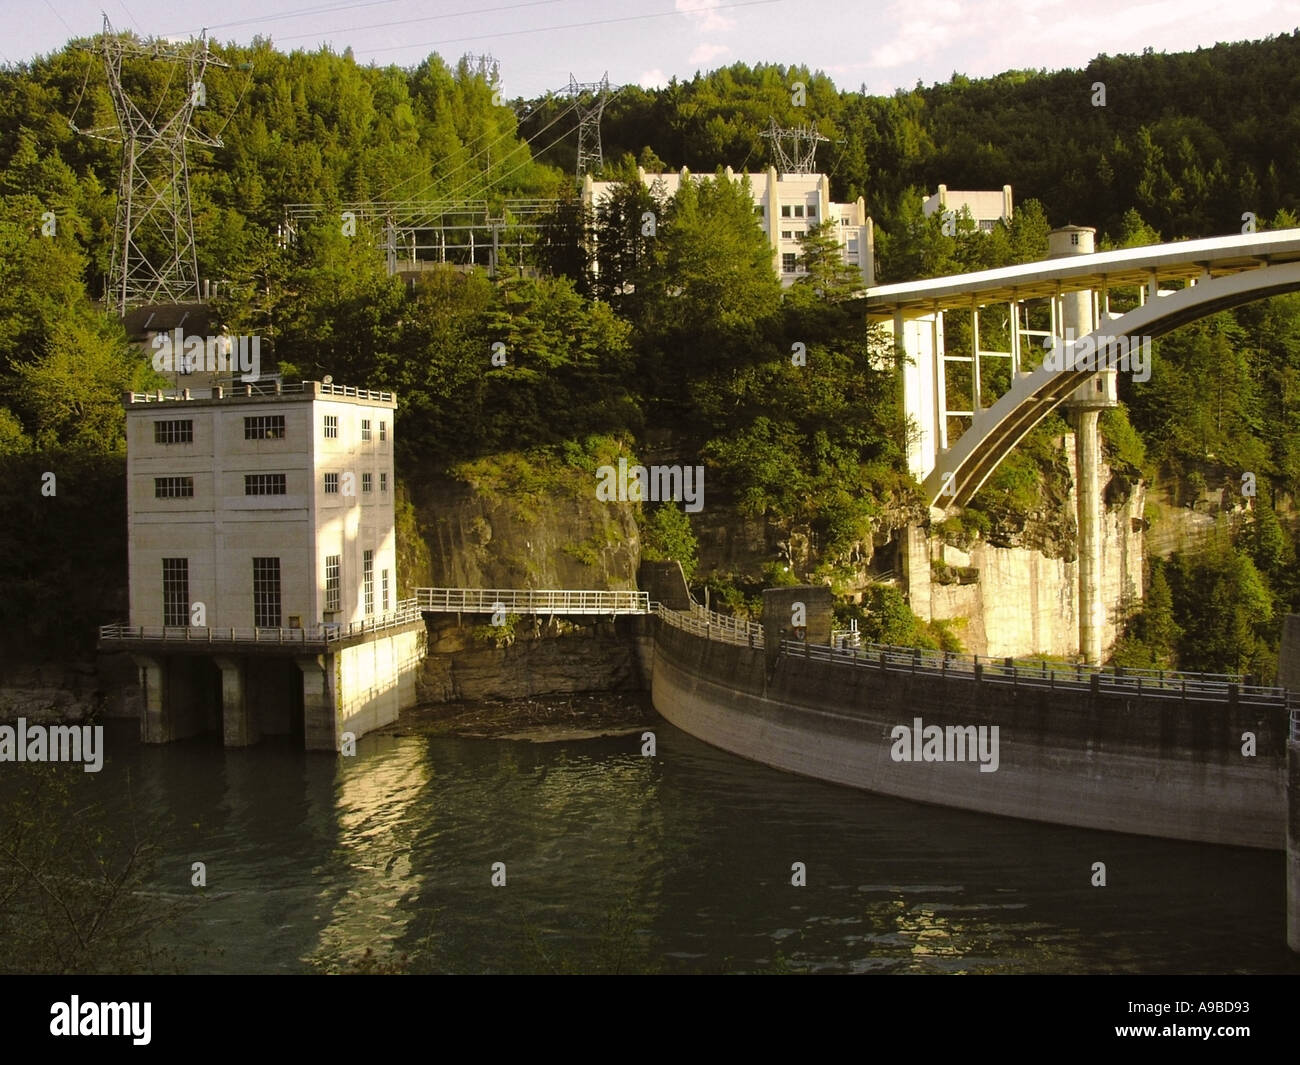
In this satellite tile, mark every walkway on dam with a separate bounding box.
[653,601,1292,709]
[414,587,649,615]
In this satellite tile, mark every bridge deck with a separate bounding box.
[859,229,1300,316]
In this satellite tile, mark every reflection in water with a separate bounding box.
[19,715,1300,974]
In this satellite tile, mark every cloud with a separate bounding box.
[689,42,730,64]
[676,0,736,33]
[639,68,670,90]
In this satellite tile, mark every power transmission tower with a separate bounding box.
[462,52,500,84]
[568,72,618,177]
[72,16,228,315]
[761,117,829,174]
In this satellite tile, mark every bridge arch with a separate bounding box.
[919,261,1300,507]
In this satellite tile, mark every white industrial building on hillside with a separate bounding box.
[922,184,1014,232]
[583,166,875,290]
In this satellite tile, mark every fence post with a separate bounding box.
[1090,673,1100,697]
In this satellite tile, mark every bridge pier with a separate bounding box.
[1071,407,1105,664]
[1279,616,1300,951]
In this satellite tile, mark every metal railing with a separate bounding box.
[778,639,1289,706]
[125,381,395,403]
[415,587,649,615]
[99,599,423,645]
[687,599,764,642]
[656,602,765,647]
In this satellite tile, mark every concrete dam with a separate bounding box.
[642,570,1293,852]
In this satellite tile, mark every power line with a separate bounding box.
[273,0,577,44]
[354,0,792,57]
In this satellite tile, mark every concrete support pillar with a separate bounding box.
[1072,408,1104,665]
[214,655,258,748]
[133,654,168,744]
[297,653,338,752]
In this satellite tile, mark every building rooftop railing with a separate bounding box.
[99,599,423,646]
[125,381,396,404]
[415,587,649,616]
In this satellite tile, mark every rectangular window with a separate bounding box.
[380,472,388,492]
[153,420,193,444]
[245,473,287,495]
[781,205,791,217]
[253,557,281,627]
[782,253,798,274]
[154,476,194,498]
[794,204,804,217]
[244,415,285,440]
[807,204,816,217]
[379,421,386,441]
[381,569,389,613]
[325,554,340,613]
[324,473,339,494]
[324,414,338,439]
[781,230,793,239]
[362,472,372,493]
[363,550,374,616]
[848,237,859,252]
[162,558,189,627]
[361,419,371,442]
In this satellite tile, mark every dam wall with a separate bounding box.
[650,619,1287,849]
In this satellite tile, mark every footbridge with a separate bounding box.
[414,587,649,616]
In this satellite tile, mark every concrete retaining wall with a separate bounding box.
[651,622,1286,848]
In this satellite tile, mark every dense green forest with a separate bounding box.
[2,31,1300,677]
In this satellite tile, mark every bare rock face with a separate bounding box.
[414,471,640,590]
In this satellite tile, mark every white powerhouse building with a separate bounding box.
[584,166,874,289]
[126,381,398,629]
[104,380,423,751]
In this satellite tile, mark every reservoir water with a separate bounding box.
[24,713,1300,974]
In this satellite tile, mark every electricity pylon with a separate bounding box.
[72,16,228,315]
[761,117,829,174]
[568,73,618,177]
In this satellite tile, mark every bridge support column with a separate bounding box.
[214,655,259,748]
[1072,409,1104,665]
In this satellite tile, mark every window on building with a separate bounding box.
[362,472,372,493]
[781,205,791,217]
[324,414,338,439]
[363,550,374,616]
[380,472,388,492]
[154,476,194,499]
[1070,232,1079,246]
[162,558,189,627]
[979,219,996,234]
[325,554,341,613]
[154,420,193,444]
[244,415,285,440]
[781,230,793,239]
[361,419,371,441]
[379,421,387,441]
[782,253,798,274]
[381,569,389,613]
[793,204,804,218]
[847,237,859,252]
[245,473,287,495]
[324,472,339,494]
[807,204,816,217]
[253,557,281,627]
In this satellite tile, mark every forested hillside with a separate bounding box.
[2,31,1299,676]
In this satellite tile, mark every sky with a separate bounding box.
[4,0,1299,99]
